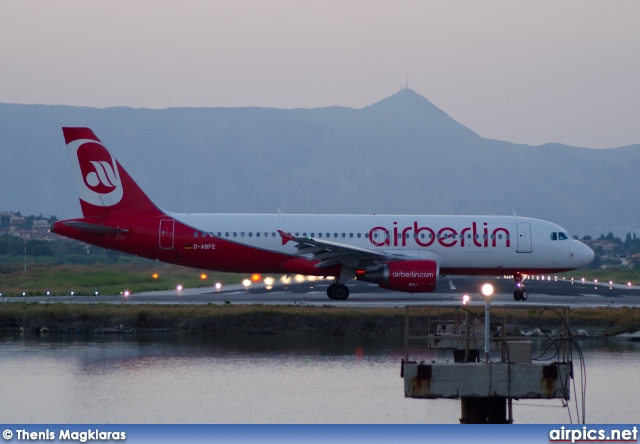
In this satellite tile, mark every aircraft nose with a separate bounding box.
[581,243,595,265]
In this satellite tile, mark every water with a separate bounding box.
[0,333,638,424]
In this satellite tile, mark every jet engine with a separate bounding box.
[359,260,438,293]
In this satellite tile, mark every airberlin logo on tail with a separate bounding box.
[67,139,123,207]
[83,160,118,192]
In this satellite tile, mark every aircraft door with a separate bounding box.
[159,219,175,249]
[516,223,532,253]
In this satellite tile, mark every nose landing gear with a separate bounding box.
[513,273,528,301]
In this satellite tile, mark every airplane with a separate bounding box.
[51,127,594,301]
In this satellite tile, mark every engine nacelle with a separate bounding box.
[359,260,438,293]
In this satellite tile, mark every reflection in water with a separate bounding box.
[1,333,638,423]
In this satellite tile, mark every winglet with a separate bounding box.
[278,230,295,246]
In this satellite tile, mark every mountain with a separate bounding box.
[1,89,639,237]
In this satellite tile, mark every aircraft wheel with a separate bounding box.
[520,290,528,301]
[513,290,521,301]
[332,284,350,301]
[326,284,337,300]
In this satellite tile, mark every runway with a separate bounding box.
[7,276,640,308]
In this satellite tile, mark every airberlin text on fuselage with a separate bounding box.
[368,221,511,249]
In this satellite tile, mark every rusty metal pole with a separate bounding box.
[427,306,431,349]
[404,305,410,362]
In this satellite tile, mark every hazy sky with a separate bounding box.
[1,1,639,148]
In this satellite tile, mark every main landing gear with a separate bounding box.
[513,273,528,301]
[327,283,350,300]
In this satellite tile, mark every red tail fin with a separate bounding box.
[62,127,162,218]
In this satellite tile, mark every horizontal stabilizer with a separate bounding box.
[59,221,129,234]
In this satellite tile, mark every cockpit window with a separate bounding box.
[551,231,570,241]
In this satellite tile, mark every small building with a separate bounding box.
[10,216,26,225]
[32,220,50,231]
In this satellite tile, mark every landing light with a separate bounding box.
[176,284,183,291]
[215,282,222,290]
[264,277,275,286]
[581,278,585,283]
[462,294,470,305]
[94,291,98,296]
[124,290,130,297]
[294,275,305,283]
[71,291,74,296]
[628,282,632,287]
[46,291,50,296]
[280,276,291,284]
[242,279,251,287]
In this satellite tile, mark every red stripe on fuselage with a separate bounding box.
[52,216,301,274]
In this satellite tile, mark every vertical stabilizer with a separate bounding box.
[62,127,161,217]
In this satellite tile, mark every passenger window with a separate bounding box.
[357,233,361,238]
[272,232,276,237]
[256,232,260,237]
[233,232,237,237]
[349,233,353,238]
[194,232,199,238]
[241,232,245,237]
[342,233,346,238]
[225,232,229,237]
[318,233,323,238]
[248,232,253,237]
[365,232,369,238]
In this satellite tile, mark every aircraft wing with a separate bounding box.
[278,230,402,268]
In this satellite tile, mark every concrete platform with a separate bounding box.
[403,361,571,399]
